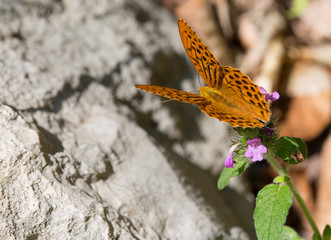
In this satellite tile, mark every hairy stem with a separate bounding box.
[266,154,322,239]
[285,178,321,240]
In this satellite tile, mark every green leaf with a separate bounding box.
[217,160,250,190]
[279,226,302,240]
[275,137,298,159]
[273,176,286,184]
[323,225,331,240]
[274,137,307,164]
[254,184,293,240]
[294,137,307,159]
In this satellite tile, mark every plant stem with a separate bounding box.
[266,153,286,175]
[285,178,322,240]
[267,154,322,239]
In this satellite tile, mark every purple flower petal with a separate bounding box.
[269,91,280,101]
[225,153,236,168]
[246,138,261,145]
[245,146,254,158]
[245,138,267,162]
[259,87,268,95]
[224,143,239,168]
[259,87,280,102]
[264,127,274,136]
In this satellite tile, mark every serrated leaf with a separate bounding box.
[279,226,302,240]
[275,137,298,159]
[275,137,307,164]
[254,184,293,240]
[217,160,250,190]
[323,225,331,240]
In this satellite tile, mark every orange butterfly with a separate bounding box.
[135,19,270,128]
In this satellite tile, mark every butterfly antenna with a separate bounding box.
[161,99,175,103]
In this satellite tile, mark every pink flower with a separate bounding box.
[225,143,240,168]
[245,138,267,162]
[259,87,280,102]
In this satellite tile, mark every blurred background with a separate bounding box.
[0,0,330,239]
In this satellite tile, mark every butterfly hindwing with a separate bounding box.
[219,67,270,121]
[197,103,265,128]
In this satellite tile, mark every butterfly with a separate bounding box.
[135,18,271,128]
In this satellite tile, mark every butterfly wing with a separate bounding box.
[136,20,271,129]
[135,85,208,104]
[197,103,266,128]
[178,19,221,89]
[218,66,271,122]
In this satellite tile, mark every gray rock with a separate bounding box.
[0,0,255,239]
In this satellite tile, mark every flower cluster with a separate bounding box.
[245,138,267,161]
[224,88,279,168]
[225,138,267,168]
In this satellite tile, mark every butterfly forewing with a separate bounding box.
[178,19,221,89]
[135,85,207,104]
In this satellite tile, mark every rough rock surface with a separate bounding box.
[0,0,254,239]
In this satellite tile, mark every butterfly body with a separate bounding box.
[197,84,268,127]
[135,19,271,128]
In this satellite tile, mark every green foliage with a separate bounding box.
[274,137,307,164]
[323,225,331,240]
[286,0,309,19]
[254,184,293,240]
[294,137,307,159]
[217,159,250,190]
[273,176,289,184]
[220,125,315,239]
[274,137,297,159]
[314,233,323,240]
[233,127,261,144]
[279,226,302,240]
